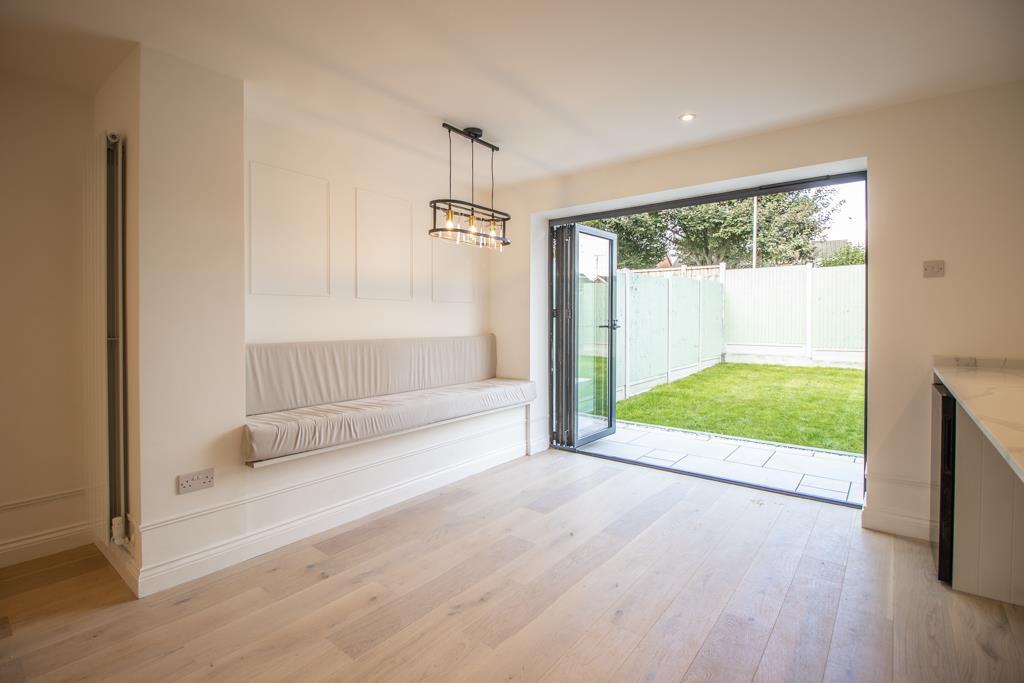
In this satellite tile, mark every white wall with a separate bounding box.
[491,81,1024,539]
[244,112,489,342]
[76,49,528,596]
[125,98,536,597]
[0,72,92,566]
[131,48,246,584]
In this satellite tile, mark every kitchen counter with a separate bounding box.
[934,363,1024,484]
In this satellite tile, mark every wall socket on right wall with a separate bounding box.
[923,260,946,278]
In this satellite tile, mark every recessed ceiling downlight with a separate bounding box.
[679,112,696,122]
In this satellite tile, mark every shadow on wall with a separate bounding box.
[0,14,135,94]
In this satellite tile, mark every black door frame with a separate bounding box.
[549,223,619,449]
[547,170,868,509]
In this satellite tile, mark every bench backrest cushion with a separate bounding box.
[246,335,497,415]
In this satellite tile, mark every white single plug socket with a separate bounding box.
[177,468,214,494]
[923,260,945,278]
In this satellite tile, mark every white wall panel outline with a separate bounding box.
[355,187,413,301]
[249,162,330,296]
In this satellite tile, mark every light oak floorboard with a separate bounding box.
[1,450,1022,682]
[752,503,855,683]
[892,536,962,683]
[680,498,824,682]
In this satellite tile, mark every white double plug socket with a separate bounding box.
[177,468,214,494]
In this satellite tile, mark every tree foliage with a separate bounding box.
[587,212,666,269]
[589,187,841,269]
[819,243,865,267]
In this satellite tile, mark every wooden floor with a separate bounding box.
[2,451,1022,682]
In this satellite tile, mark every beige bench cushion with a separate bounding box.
[246,335,497,415]
[244,378,536,463]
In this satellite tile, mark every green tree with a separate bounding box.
[589,187,841,268]
[819,243,866,266]
[586,212,666,269]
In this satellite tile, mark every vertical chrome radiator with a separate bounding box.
[105,133,130,546]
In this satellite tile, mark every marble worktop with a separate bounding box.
[933,360,1024,483]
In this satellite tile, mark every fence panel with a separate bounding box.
[606,264,862,401]
[700,280,725,362]
[812,265,865,350]
[724,265,807,346]
[669,277,700,370]
[627,273,669,385]
[615,272,626,393]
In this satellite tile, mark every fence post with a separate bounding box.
[721,263,727,364]
[804,262,814,361]
[665,275,672,384]
[622,270,631,398]
[697,278,703,370]
[720,264,727,364]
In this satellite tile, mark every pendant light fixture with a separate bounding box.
[429,123,511,251]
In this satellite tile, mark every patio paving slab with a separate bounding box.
[638,453,679,467]
[674,455,804,491]
[671,439,740,461]
[797,484,850,501]
[847,485,865,504]
[773,445,820,459]
[630,429,710,451]
[586,440,652,460]
[643,449,688,465]
[727,445,774,467]
[601,427,649,443]
[581,422,863,505]
[800,474,852,494]
[813,450,862,462]
[765,451,863,481]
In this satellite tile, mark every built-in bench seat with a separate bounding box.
[243,335,535,465]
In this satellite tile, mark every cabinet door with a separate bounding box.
[953,404,1022,605]
[952,405,981,595]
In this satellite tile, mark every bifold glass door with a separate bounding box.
[551,223,618,448]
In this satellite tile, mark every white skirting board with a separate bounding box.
[94,537,141,597]
[0,522,93,569]
[859,473,931,541]
[528,409,550,455]
[860,506,931,541]
[133,408,531,597]
[0,488,91,568]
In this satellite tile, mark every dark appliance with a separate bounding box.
[930,381,956,583]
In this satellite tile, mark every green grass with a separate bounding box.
[616,363,865,453]
[578,354,609,417]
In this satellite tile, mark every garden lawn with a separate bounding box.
[616,363,864,453]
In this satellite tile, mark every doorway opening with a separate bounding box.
[550,172,866,506]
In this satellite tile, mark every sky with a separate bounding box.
[578,231,611,280]
[823,180,866,245]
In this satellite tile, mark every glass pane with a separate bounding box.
[576,231,612,440]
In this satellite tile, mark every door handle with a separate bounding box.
[599,320,622,330]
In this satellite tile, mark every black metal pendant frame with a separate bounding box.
[429,123,511,249]
[429,198,511,246]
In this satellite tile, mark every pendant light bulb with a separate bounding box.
[429,124,510,251]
